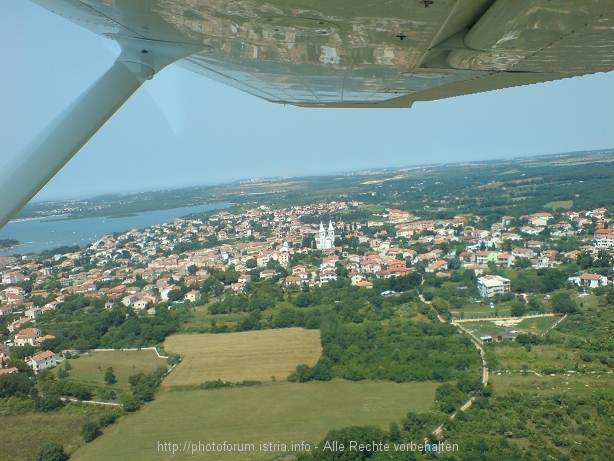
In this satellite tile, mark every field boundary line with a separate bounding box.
[89,347,169,358]
[61,397,122,406]
[452,313,561,323]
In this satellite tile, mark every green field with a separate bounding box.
[56,350,168,388]
[491,371,614,396]
[451,305,512,318]
[458,316,560,338]
[70,380,439,461]
[492,344,612,374]
[544,200,573,210]
[0,403,119,461]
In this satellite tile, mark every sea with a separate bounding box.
[0,203,231,256]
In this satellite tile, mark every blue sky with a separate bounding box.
[2,0,614,202]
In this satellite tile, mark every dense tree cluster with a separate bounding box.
[289,319,482,383]
[0,373,38,399]
[295,382,613,461]
[36,295,188,350]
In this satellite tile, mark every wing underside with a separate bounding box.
[28,0,614,107]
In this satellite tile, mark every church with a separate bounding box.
[315,221,335,250]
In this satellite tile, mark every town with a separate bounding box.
[1,198,613,375]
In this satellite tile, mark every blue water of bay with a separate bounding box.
[0,203,230,256]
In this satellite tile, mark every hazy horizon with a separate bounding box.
[21,146,613,205]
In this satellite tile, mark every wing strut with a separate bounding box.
[0,38,205,229]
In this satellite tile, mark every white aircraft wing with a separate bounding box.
[1,0,614,228]
[29,0,614,107]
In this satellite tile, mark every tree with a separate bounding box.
[310,358,333,381]
[35,394,64,412]
[167,289,184,303]
[0,373,38,398]
[287,364,313,382]
[435,383,465,413]
[514,258,532,269]
[121,394,142,412]
[245,258,257,269]
[57,368,69,379]
[104,367,117,385]
[388,421,402,443]
[527,295,544,311]
[552,292,578,314]
[431,298,450,314]
[82,422,102,442]
[36,442,68,461]
[510,300,526,317]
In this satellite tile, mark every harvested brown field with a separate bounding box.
[163,328,321,386]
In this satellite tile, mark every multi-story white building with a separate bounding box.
[568,273,609,288]
[477,275,511,299]
[28,351,56,373]
[594,229,614,249]
[15,328,42,346]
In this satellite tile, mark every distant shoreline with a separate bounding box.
[0,203,232,256]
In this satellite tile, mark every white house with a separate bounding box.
[568,273,609,288]
[28,351,56,373]
[15,328,42,346]
[185,290,201,302]
[1,271,28,285]
[319,270,338,284]
[528,213,553,226]
[122,294,138,306]
[477,275,511,299]
[25,307,42,321]
[594,229,614,249]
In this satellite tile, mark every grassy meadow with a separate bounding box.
[491,371,614,396]
[70,380,439,461]
[491,343,613,374]
[458,316,560,338]
[544,200,573,210]
[55,350,168,388]
[163,329,322,386]
[0,404,119,461]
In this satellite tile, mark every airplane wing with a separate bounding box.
[29,0,614,107]
[2,0,614,228]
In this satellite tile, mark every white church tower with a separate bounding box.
[315,220,335,250]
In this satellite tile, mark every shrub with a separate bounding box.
[35,394,64,413]
[104,367,117,385]
[98,389,117,401]
[435,383,465,413]
[82,422,102,442]
[98,413,117,427]
[121,394,142,412]
[48,381,93,401]
[36,442,68,461]
[200,379,232,390]
[287,364,313,383]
